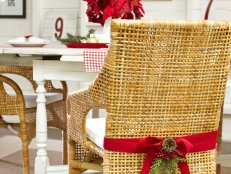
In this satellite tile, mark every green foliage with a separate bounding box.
[150,157,187,174]
[86,29,96,39]
[58,29,96,43]
[150,158,163,174]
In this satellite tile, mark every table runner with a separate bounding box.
[83,48,107,72]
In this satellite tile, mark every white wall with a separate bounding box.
[0,0,32,42]
[80,0,188,36]
[0,0,81,42]
[142,0,187,20]
[188,0,231,20]
[213,0,231,20]
[188,0,208,20]
[39,0,80,40]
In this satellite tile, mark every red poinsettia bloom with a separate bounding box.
[84,0,145,25]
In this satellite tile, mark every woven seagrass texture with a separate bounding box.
[68,20,231,174]
[0,65,68,174]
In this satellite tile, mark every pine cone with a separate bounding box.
[162,138,177,153]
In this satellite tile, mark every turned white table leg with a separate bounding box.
[35,81,50,174]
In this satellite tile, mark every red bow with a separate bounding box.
[104,130,218,174]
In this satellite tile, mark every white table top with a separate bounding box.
[0,42,84,56]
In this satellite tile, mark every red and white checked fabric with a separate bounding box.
[83,48,108,72]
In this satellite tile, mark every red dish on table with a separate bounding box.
[65,42,108,48]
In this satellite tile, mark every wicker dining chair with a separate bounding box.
[0,65,68,174]
[67,20,231,174]
[0,74,29,173]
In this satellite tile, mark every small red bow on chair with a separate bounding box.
[104,130,218,174]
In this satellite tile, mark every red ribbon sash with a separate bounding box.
[104,130,218,174]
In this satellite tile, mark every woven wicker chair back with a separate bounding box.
[97,20,231,173]
[102,20,231,138]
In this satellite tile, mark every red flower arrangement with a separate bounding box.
[84,0,145,25]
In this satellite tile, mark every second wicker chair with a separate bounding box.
[0,65,68,174]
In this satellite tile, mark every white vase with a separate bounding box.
[103,17,112,43]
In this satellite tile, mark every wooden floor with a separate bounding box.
[0,128,101,174]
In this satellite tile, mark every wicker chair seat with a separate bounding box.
[7,92,62,108]
[86,118,106,149]
[2,93,63,124]
[223,86,231,114]
[223,104,231,114]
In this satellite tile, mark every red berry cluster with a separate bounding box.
[155,151,178,161]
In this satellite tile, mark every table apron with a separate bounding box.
[33,60,97,81]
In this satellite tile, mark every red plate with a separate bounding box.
[65,42,108,48]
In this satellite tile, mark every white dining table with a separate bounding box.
[0,43,98,174]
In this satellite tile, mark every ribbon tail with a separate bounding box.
[141,154,155,174]
[178,162,190,174]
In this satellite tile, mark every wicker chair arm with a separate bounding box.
[0,65,36,89]
[67,88,106,148]
[0,74,25,115]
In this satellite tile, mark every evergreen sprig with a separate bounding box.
[150,157,187,174]
[86,29,96,39]
[57,29,96,43]
[150,158,163,174]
